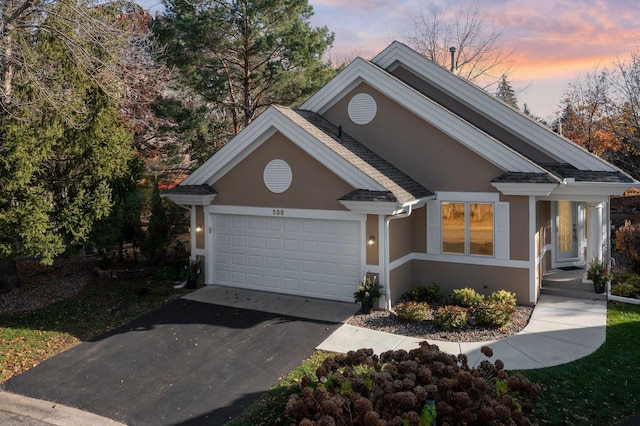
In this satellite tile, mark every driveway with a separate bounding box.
[2,294,352,425]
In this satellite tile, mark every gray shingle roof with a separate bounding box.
[339,190,397,202]
[162,184,217,196]
[275,106,434,203]
[491,172,560,184]
[541,163,635,183]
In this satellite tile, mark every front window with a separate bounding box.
[442,202,494,256]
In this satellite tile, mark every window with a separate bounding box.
[442,202,494,256]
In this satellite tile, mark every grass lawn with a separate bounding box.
[0,270,189,383]
[229,302,640,426]
[2,270,639,426]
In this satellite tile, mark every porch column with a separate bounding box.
[586,202,604,266]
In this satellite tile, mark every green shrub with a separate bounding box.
[473,300,516,328]
[407,283,441,303]
[612,282,639,298]
[452,287,484,307]
[395,301,430,322]
[624,274,640,291]
[487,289,517,306]
[433,305,468,330]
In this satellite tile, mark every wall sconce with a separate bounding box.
[367,235,376,246]
[195,226,203,233]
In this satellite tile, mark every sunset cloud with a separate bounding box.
[308,0,640,117]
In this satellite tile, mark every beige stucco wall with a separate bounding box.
[390,260,531,306]
[502,195,529,261]
[195,205,205,250]
[211,132,354,210]
[322,83,505,193]
[366,214,379,265]
[388,65,558,165]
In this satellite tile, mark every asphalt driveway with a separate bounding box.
[1,297,345,425]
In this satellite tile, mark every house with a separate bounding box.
[161,41,639,308]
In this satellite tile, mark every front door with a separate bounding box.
[556,200,579,263]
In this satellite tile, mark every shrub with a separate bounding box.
[286,345,540,425]
[487,290,517,306]
[407,283,441,303]
[395,302,430,322]
[474,300,516,328]
[616,221,640,274]
[452,287,484,307]
[612,282,639,298]
[433,305,468,330]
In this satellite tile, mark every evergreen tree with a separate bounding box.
[495,75,519,109]
[142,181,170,266]
[152,0,336,161]
[0,0,136,290]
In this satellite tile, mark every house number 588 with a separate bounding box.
[272,209,285,216]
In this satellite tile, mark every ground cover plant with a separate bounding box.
[0,259,189,383]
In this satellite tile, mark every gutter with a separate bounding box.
[382,200,422,310]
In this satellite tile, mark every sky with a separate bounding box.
[139,0,640,120]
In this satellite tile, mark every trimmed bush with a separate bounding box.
[474,300,516,328]
[407,283,441,303]
[488,290,517,306]
[286,345,540,425]
[395,301,430,322]
[612,282,638,298]
[433,305,468,330]
[452,287,484,307]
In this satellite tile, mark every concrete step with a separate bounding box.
[540,284,607,301]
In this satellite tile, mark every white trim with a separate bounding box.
[372,41,618,172]
[550,181,638,197]
[301,58,543,174]
[491,182,558,196]
[528,196,537,304]
[391,252,529,270]
[181,107,386,192]
[338,200,398,215]
[204,204,363,221]
[436,191,499,202]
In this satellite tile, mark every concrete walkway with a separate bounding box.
[0,287,607,425]
[317,294,607,370]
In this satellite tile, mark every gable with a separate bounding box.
[322,82,504,192]
[210,132,354,210]
[372,41,615,172]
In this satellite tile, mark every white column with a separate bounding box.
[586,202,604,266]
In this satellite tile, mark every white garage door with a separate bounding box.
[212,214,362,302]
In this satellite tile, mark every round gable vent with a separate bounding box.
[348,93,377,125]
[263,159,292,193]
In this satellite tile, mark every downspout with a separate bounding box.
[383,203,414,310]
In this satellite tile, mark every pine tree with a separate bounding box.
[152,0,336,161]
[495,75,519,109]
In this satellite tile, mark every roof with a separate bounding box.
[276,106,434,203]
[161,184,217,196]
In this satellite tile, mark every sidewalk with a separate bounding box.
[0,288,607,424]
[318,294,607,370]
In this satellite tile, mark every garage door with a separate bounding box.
[212,214,362,302]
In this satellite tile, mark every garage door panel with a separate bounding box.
[212,214,361,301]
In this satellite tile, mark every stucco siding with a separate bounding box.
[411,207,427,253]
[366,214,379,265]
[503,195,529,261]
[211,132,353,210]
[389,215,413,262]
[195,206,205,250]
[322,83,505,193]
[388,65,558,165]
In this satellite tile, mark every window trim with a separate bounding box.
[427,194,510,261]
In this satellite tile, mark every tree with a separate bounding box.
[400,1,513,87]
[142,181,169,266]
[152,0,336,160]
[0,0,137,291]
[495,75,518,109]
[558,70,618,158]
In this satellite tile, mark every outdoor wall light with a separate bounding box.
[195,226,203,233]
[368,235,376,246]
